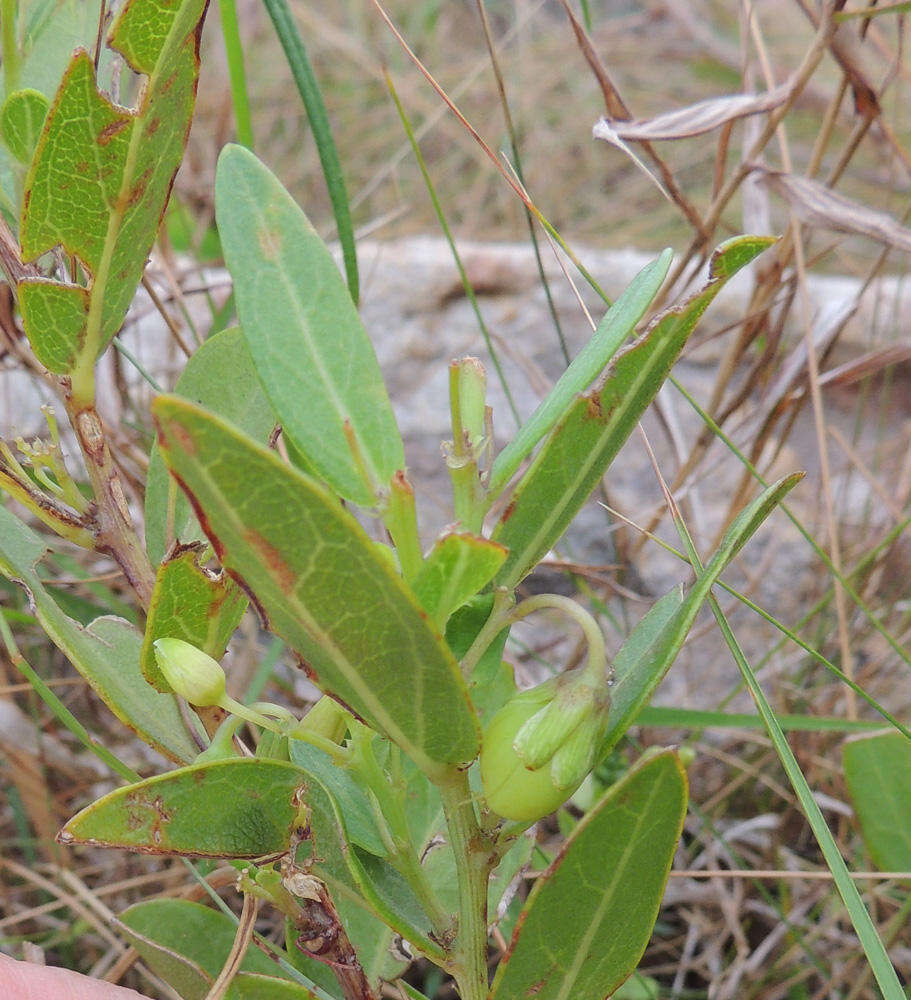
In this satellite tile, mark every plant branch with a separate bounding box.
[67,401,155,606]
[439,770,492,1000]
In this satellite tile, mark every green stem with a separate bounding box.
[1,0,20,95]
[508,592,608,682]
[384,471,423,582]
[217,0,254,148]
[439,770,491,1000]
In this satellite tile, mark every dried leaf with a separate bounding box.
[593,81,790,143]
[757,168,911,253]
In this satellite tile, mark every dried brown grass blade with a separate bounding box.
[593,81,792,143]
[757,167,911,253]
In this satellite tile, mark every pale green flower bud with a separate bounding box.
[480,670,611,823]
[153,638,226,707]
[513,670,604,770]
[289,695,348,744]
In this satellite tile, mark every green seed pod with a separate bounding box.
[153,638,226,707]
[480,670,611,823]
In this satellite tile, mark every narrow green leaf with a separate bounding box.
[490,751,687,1000]
[144,326,276,565]
[600,473,802,758]
[493,236,776,587]
[638,705,884,733]
[60,759,307,857]
[153,396,479,776]
[18,0,208,390]
[259,0,358,302]
[843,731,911,872]
[0,88,49,163]
[140,543,247,692]
[411,532,507,627]
[488,248,673,497]
[215,144,400,505]
[0,504,197,763]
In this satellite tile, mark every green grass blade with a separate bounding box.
[217,0,254,148]
[385,69,519,425]
[668,488,906,999]
[710,595,905,999]
[260,0,358,303]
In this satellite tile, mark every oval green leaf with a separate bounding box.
[490,750,687,1000]
[60,758,307,857]
[0,88,50,164]
[0,504,197,763]
[144,326,276,565]
[153,396,480,775]
[411,532,507,628]
[140,544,247,692]
[215,144,403,505]
[843,731,911,872]
[18,0,208,383]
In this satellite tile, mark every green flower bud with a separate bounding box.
[289,695,348,744]
[513,671,603,770]
[480,670,611,823]
[453,356,488,450]
[153,638,226,707]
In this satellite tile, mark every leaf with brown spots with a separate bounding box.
[140,543,247,693]
[60,758,309,858]
[153,395,480,777]
[18,0,208,398]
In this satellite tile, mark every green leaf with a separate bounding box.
[446,595,513,726]
[18,0,208,388]
[0,504,197,763]
[153,396,480,776]
[140,544,247,692]
[119,899,306,982]
[215,144,402,506]
[411,532,507,627]
[233,974,321,1000]
[600,473,803,758]
[489,750,687,1000]
[0,89,49,164]
[488,248,673,498]
[144,326,276,565]
[259,0,358,303]
[117,901,322,1000]
[60,758,307,857]
[492,236,776,587]
[289,741,387,857]
[114,914,211,1000]
[843,731,911,872]
[299,765,444,967]
[710,600,905,999]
